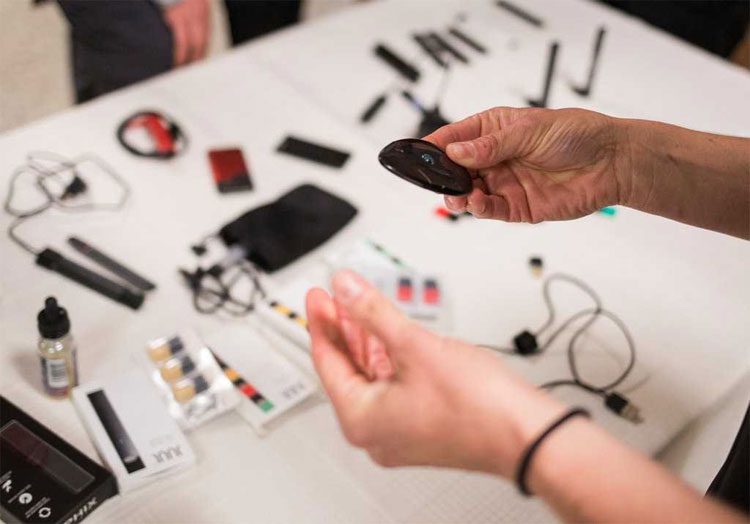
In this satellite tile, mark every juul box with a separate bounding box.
[0,396,116,524]
[71,371,195,493]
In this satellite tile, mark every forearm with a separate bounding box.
[527,417,743,523]
[615,119,750,239]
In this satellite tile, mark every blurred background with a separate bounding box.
[0,0,358,132]
[0,0,747,134]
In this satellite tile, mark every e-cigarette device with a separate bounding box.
[68,237,156,291]
[87,390,144,474]
[36,248,145,310]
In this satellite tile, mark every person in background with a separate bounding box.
[306,106,749,523]
[56,0,301,103]
[599,0,749,60]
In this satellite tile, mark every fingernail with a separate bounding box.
[333,270,367,306]
[445,196,464,212]
[447,141,473,160]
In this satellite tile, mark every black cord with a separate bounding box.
[535,273,602,342]
[482,273,642,422]
[182,260,266,316]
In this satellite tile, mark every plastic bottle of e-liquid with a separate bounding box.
[37,296,78,397]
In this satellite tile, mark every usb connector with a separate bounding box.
[604,392,642,423]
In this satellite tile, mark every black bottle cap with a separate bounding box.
[37,296,71,339]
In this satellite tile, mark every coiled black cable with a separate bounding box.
[482,273,641,421]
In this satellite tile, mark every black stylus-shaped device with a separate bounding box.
[527,41,559,108]
[428,32,468,64]
[496,0,543,28]
[448,27,487,54]
[68,236,156,291]
[360,93,388,123]
[36,248,145,310]
[373,43,420,82]
[572,27,606,97]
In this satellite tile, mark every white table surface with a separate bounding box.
[1,0,749,522]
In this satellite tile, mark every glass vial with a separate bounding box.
[37,296,78,397]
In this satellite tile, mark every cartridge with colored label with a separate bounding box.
[140,330,240,429]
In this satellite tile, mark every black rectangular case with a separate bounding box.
[1,396,117,524]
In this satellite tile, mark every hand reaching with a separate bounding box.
[163,0,211,66]
[305,270,564,477]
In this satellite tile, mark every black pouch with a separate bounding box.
[218,184,357,272]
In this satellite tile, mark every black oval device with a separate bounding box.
[378,139,473,196]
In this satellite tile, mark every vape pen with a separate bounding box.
[68,236,156,291]
[87,390,144,473]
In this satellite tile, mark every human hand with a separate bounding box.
[163,0,211,66]
[305,270,564,477]
[424,107,629,222]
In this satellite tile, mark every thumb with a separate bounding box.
[445,128,525,169]
[331,270,430,360]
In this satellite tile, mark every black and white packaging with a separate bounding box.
[71,371,195,493]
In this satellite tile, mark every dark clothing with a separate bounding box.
[57,0,172,103]
[224,0,301,46]
[601,0,749,58]
[57,0,301,103]
[707,403,750,514]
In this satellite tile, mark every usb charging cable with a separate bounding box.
[483,273,643,423]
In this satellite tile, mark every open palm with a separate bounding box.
[424,107,627,222]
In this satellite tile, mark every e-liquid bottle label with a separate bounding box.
[40,354,76,395]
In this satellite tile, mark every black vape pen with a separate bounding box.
[87,390,145,473]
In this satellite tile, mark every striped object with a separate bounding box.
[213,352,274,413]
[268,300,308,329]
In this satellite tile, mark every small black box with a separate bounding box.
[1,396,117,524]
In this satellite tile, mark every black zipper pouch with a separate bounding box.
[218,184,357,272]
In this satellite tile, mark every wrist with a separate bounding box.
[477,382,567,479]
[525,416,599,498]
[609,116,644,208]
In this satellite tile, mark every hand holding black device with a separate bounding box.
[378,139,473,196]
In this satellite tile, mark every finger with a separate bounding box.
[466,190,510,220]
[195,1,210,59]
[331,270,430,360]
[306,288,367,406]
[423,112,483,150]
[336,302,368,375]
[365,333,395,380]
[446,128,527,170]
[170,17,189,66]
[195,25,208,60]
[450,177,486,213]
[444,194,468,212]
[189,16,208,61]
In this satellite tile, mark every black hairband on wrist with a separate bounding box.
[515,407,591,496]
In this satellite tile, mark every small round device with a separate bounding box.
[378,139,473,196]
